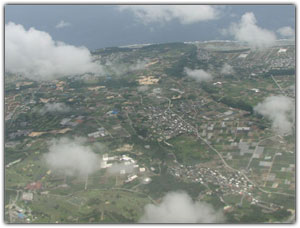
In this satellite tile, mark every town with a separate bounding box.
[5,40,295,223]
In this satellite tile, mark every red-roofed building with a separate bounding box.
[25,181,42,190]
[75,119,84,124]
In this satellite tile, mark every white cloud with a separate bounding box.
[184,68,212,83]
[277,26,295,38]
[220,63,234,75]
[254,95,294,135]
[5,22,103,81]
[118,5,219,25]
[39,103,70,114]
[225,12,276,48]
[104,59,148,76]
[43,138,100,177]
[139,191,225,223]
[55,20,71,29]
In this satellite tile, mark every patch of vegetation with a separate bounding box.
[168,135,214,164]
[144,173,206,198]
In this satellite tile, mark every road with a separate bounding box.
[246,135,278,170]
[124,110,138,136]
[263,152,279,187]
[271,74,287,96]
[139,95,144,105]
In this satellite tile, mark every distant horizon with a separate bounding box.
[105,38,295,51]
[5,5,295,50]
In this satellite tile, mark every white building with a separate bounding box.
[102,154,108,161]
[126,175,138,183]
[22,192,33,201]
[278,48,287,53]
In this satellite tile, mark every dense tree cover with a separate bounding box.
[164,59,186,78]
[219,97,253,113]
[5,148,26,164]
[201,82,219,94]
[227,206,266,223]
[134,126,148,138]
[263,68,295,77]
[227,206,292,223]
[103,78,138,89]
[271,209,291,220]
[141,42,189,52]
[92,47,133,55]
[4,84,16,94]
[164,46,200,78]
[269,68,295,76]
[214,48,250,54]
[87,198,103,206]
[201,83,253,113]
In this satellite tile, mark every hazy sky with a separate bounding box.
[5,5,295,50]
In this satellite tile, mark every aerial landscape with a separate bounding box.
[4,4,295,223]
